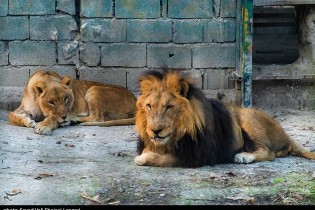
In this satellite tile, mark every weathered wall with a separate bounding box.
[0,0,239,119]
[252,4,315,112]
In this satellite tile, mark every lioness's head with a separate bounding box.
[136,70,205,146]
[34,74,74,123]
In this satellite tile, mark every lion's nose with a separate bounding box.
[152,129,163,137]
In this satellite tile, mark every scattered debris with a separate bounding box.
[209,172,221,179]
[113,151,129,157]
[108,201,120,205]
[226,194,255,205]
[80,192,101,204]
[225,172,237,177]
[246,197,255,205]
[34,173,56,180]
[3,189,22,202]
[64,143,75,147]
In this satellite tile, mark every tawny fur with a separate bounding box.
[134,70,315,168]
[9,70,137,135]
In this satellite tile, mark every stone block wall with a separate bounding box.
[0,0,239,116]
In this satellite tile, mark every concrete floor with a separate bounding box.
[1,110,315,205]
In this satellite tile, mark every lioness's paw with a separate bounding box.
[234,153,255,164]
[33,124,52,135]
[59,121,71,127]
[134,155,146,166]
[69,117,77,122]
[27,120,36,128]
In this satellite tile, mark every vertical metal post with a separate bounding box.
[240,0,253,107]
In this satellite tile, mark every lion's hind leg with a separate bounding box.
[234,147,276,164]
[75,111,102,123]
[74,87,104,124]
[9,110,36,128]
[77,86,136,126]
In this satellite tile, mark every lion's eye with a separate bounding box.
[166,105,173,111]
[146,104,151,111]
[48,101,55,106]
[64,96,68,103]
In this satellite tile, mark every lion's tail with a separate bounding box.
[289,137,315,160]
[79,117,135,127]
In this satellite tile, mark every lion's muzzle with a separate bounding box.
[149,129,171,144]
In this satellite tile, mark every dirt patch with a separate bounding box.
[0,109,315,205]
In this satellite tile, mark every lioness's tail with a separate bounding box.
[80,118,135,126]
[289,138,315,160]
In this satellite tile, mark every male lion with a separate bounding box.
[9,70,137,135]
[134,69,315,167]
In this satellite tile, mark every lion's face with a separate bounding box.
[136,71,205,147]
[35,76,74,123]
[139,91,183,145]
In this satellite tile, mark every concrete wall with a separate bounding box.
[0,0,239,117]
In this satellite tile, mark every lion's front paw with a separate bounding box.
[234,152,255,164]
[134,155,147,166]
[33,123,52,135]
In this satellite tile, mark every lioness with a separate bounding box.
[134,69,315,167]
[9,70,137,135]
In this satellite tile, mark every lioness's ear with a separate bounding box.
[47,71,62,80]
[34,81,46,97]
[61,76,72,89]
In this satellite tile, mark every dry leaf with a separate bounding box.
[225,172,236,177]
[92,195,100,201]
[108,201,120,205]
[4,188,22,202]
[65,143,75,147]
[34,173,56,179]
[80,192,101,204]
[246,197,255,205]
[11,189,22,194]
[4,189,22,196]
[291,193,304,201]
[209,172,221,179]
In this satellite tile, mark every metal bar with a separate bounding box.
[241,0,253,107]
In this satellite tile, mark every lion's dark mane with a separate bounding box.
[137,70,242,168]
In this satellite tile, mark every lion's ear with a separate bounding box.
[34,81,46,97]
[166,73,190,97]
[139,76,160,94]
[61,76,72,89]
[140,79,153,93]
[179,79,189,97]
